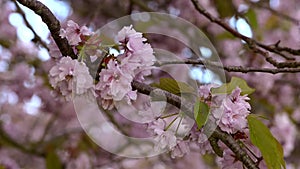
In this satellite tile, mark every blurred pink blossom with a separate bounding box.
[271,113,296,157]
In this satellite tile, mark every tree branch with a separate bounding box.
[156,59,300,74]
[15,0,77,59]
[17,1,259,167]
[211,128,258,169]
[190,0,300,68]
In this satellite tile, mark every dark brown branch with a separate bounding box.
[15,0,77,59]
[132,80,193,117]
[273,41,300,56]
[132,80,258,169]
[157,59,300,74]
[190,0,300,67]
[212,128,258,169]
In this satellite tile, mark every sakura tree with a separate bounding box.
[0,0,299,169]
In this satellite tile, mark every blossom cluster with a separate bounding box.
[217,87,251,134]
[49,21,254,162]
[49,56,94,101]
[49,23,156,109]
[48,21,272,168]
[95,25,156,109]
[199,85,251,134]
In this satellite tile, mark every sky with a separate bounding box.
[9,0,71,61]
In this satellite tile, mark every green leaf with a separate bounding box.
[194,100,210,129]
[244,9,258,29]
[151,78,196,96]
[247,115,286,169]
[46,150,63,169]
[213,0,236,18]
[211,76,255,95]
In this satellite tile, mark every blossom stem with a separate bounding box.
[165,116,179,131]
[160,112,179,119]
[16,0,76,59]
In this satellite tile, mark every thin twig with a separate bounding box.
[15,0,76,59]
[190,0,300,67]
[14,1,49,50]
[156,59,300,74]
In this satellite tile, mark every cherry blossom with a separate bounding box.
[116,25,156,81]
[3,1,300,168]
[95,26,155,109]
[49,56,76,100]
[198,83,220,99]
[154,130,177,151]
[60,20,92,46]
[171,140,190,158]
[49,56,94,100]
[216,87,251,134]
[147,118,177,151]
[95,59,136,109]
[73,61,94,95]
[217,149,244,169]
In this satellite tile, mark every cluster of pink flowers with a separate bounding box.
[216,87,251,134]
[50,23,155,107]
[49,56,94,101]
[147,118,177,151]
[95,25,156,109]
[147,117,191,158]
[199,85,251,134]
[49,21,259,165]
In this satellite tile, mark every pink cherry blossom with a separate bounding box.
[117,25,156,76]
[189,126,213,155]
[147,118,166,135]
[154,130,177,151]
[147,118,178,152]
[73,61,94,95]
[49,56,94,100]
[49,56,76,100]
[171,140,190,158]
[95,26,155,109]
[217,148,244,169]
[66,153,91,169]
[116,25,144,44]
[60,20,92,46]
[198,83,220,99]
[96,60,135,101]
[215,87,251,134]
